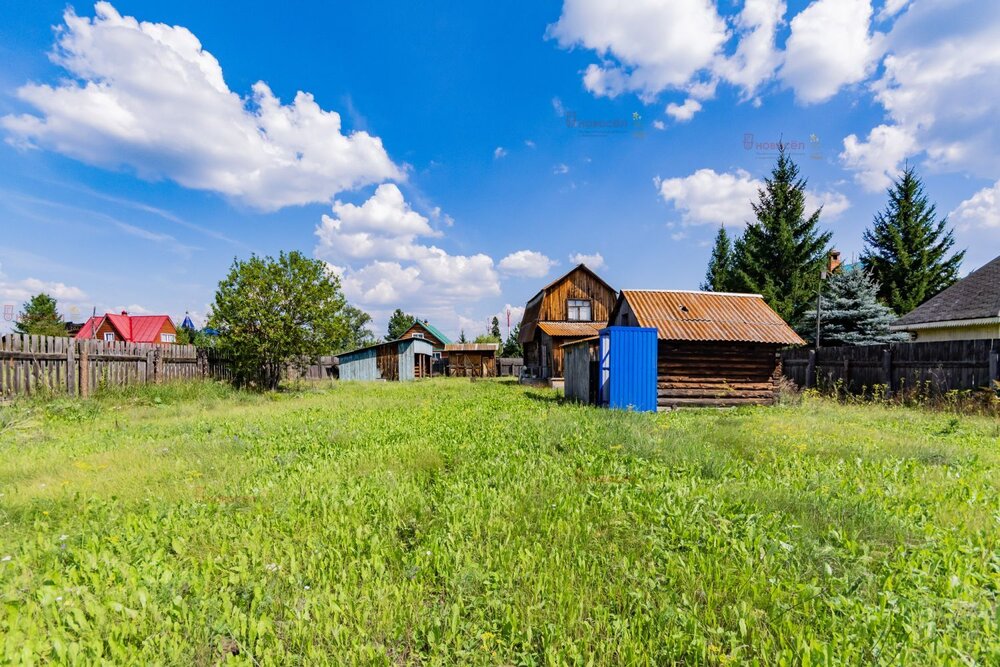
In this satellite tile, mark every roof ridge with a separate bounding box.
[623,288,764,298]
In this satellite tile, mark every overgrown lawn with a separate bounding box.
[1,380,998,664]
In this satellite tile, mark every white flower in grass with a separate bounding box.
[1,556,11,562]
[265,563,278,572]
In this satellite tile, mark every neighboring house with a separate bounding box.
[890,254,1000,342]
[518,264,616,380]
[338,337,435,381]
[399,319,451,359]
[74,311,178,344]
[608,290,804,407]
[443,343,498,377]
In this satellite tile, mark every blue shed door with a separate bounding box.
[599,326,658,412]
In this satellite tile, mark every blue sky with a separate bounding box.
[1,0,997,338]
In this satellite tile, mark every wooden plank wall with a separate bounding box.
[538,267,616,322]
[446,352,496,378]
[0,334,228,399]
[658,341,781,408]
[782,339,1000,394]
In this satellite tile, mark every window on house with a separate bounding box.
[567,299,592,321]
[412,332,425,339]
[103,332,115,342]
[161,333,176,343]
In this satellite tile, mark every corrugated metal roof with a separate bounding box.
[537,321,604,337]
[74,313,174,343]
[620,290,804,345]
[443,343,499,352]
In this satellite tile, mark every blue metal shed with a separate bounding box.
[597,326,658,412]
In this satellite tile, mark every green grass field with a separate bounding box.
[1,380,998,665]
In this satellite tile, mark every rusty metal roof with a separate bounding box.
[537,321,604,337]
[619,290,804,345]
[443,343,499,352]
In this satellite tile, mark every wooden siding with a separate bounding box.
[657,340,781,408]
[537,266,616,322]
[564,339,598,404]
[400,321,447,348]
[447,351,496,377]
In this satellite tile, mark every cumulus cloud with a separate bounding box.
[656,168,850,225]
[714,0,786,99]
[1,2,402,211]
[494,146,508,159]
[665,98,702,122]
[0,277,87,303]
[840,124,917,192]
[950,180,1000,230]
[568,252,605,270]
[553,163,570,175]
[314,186,500,336]
[548,0,727,100]
[498,250,557,278]
[781,0,880,104]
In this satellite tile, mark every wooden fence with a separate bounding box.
[0,334,230,399]
[781,339,1000,394]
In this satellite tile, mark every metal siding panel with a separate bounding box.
[399,340,415,381]
[602,326,657,412]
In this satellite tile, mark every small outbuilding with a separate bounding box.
[337,337,435,381]
[602,290,804,408]
[443,343,498,377]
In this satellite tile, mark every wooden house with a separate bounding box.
[608,290,804,407]
[338,338,435,381]
[891,254,1000,342]
[443,343,498,377]
[518,264,616,380]
[399,319,451,356]
[74,312,178,344]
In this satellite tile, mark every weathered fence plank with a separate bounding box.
[782,339,1000,394]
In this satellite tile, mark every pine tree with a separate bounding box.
[861,166,964,314]
[732,146,833,323]
[490,316,502,340]
[14,293,67,337]
[701,226,734,291]
[800,268,910,346]
[458,329,467,343]
[502,324,522,357]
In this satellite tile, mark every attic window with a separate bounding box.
[568,299,592,321]
[103,332,115,342]
[412,332,425,339]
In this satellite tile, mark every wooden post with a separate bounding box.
[79,341,89,398]
[805,349,816,388]
[66,341,76,396]
[990,349,998,388]
[146,349,156,384]
[882,348,893,397]
[197,348,208,379]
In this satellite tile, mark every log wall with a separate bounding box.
[658,340,781,408]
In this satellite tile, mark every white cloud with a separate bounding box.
[0,277,87,303]
[665,98,702,122]
[877,0,911,21]
[1,2,402,211]
[656,168,850,225]
[524,139,536,148]
[568,252,605,270]
[670,231,688,241]
[553,163,570,175]
[314,186,500,337]
[498,250,557,278]
[494,146,508,159]
[840,124,917,192]
[656,168,760,226]
[950,180,1000,230]
[781,0,880,104]
[548,0,728,100]
[863,2,1000,179]
[715,0,786,99]
[652,120,666,131]
[552,96,566,116]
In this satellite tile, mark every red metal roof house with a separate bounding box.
[74,312,178,344]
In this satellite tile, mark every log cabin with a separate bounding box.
[608,290,804,407]
[518,264,616,381]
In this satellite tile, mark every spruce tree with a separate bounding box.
[490,316,501,340]
[502,324,523,357]
[701,226,734,291]
[732,146,832,323]
[861,166,964,314]
[800,268,910,347]
[14,293,67,337]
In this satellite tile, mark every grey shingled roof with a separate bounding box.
[893,254,1000,326]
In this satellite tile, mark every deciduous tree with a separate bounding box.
[209,251,352,389]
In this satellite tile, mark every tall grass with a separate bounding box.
[1,380,997,664]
